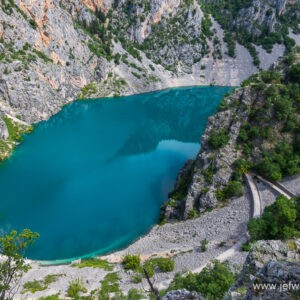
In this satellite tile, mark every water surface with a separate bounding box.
[0,86,231,261]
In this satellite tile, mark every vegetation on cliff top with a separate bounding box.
[235,56,300,182]
[248,195,300,241]
[201,0,300,65]
[165,260,236,299]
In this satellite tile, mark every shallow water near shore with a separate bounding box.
[0,86,231,261]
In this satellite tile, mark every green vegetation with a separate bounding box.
[0,116,33,161]
[114,0,210,71]
[236,60,300,181]
[122,254,141,271]
[72,258,113,271]
[32,49,52,63]
[38,295,60,300]
[1,0,39,30]
[248,195,300,241]
[22,280,47,294]
[0,229,39,300]
[143,257,175,277]
[67,278,87,299]
[166,260,236,299]
[98,272,121,299]
[77,82,98,99]
[2,116,32,142]
[216,180,244,201]
[168,161,195,202]
[22,274,63,293]
[200,239,208,252]
[201,0,300,65]
[208,128,230,149]
[75,10,113,61]
[126,288,144,300]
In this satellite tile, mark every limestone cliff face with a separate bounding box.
[164,86,257,220]
[230,239,300,299]
[0,0,299,161]
[0,0,110,124]
[81,0,112,12]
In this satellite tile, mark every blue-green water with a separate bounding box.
[0,86,231,261]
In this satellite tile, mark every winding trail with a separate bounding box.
[245,173,262,218]
[254,174,294,199]
[158,172,297,290]
[157,173,261,290]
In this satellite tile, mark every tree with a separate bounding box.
[167,260,235,299]
[248,195,300,241]
[208,129,230,149]
[0,229,39,300]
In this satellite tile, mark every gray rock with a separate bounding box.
[230,239,300,300]
[0,118,8,140]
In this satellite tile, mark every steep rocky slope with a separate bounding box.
[230,239,300,299]
[164,52,300,220]
[0,0,299,161]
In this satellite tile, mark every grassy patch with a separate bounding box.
[67,278,87,298]
[77,82,98,99]
[98,272,121,298]
[72,258,113,271]
[143,257,175,277]
[22,274,63,294]
[2,116,32,142]
[122,254,141,271]
[38,295,60,300]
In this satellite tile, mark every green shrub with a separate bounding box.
[167,260,236,299]
[72,258,113,271]
[127,288,144,300]
[217,181,243,201]
[67,279,87,298]
[131,273,142,283]
[208,129,230,149]
[248,195,300,241]
[241,242,251,252]
[144,257,175,275]
[22,280,46,294]
[38,295,60,300]
[287,63,300,83]
[200,239,208,252]
[122,254,141,271]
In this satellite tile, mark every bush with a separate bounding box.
[167,260,236,299]
[287,63,300,83]
[127,288,144,299]
[248,195,300,241]
[99,272,120,294]
[131,273,142,283]
[208,129,230,149]
[143,257,175,278]
[217,181,244,201]
[72,258,113,271]
[122,254,141,271]
[67,279,87,298]
[200,239,208,252]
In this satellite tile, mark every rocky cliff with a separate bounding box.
[230,239,300,299]
[164,51,300,220]
[0,0,299,161]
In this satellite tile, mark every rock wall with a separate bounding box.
[231,239,300,299]
[0,0,110,123]
[0,0,298,161]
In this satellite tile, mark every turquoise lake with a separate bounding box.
[0,86,231,261]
